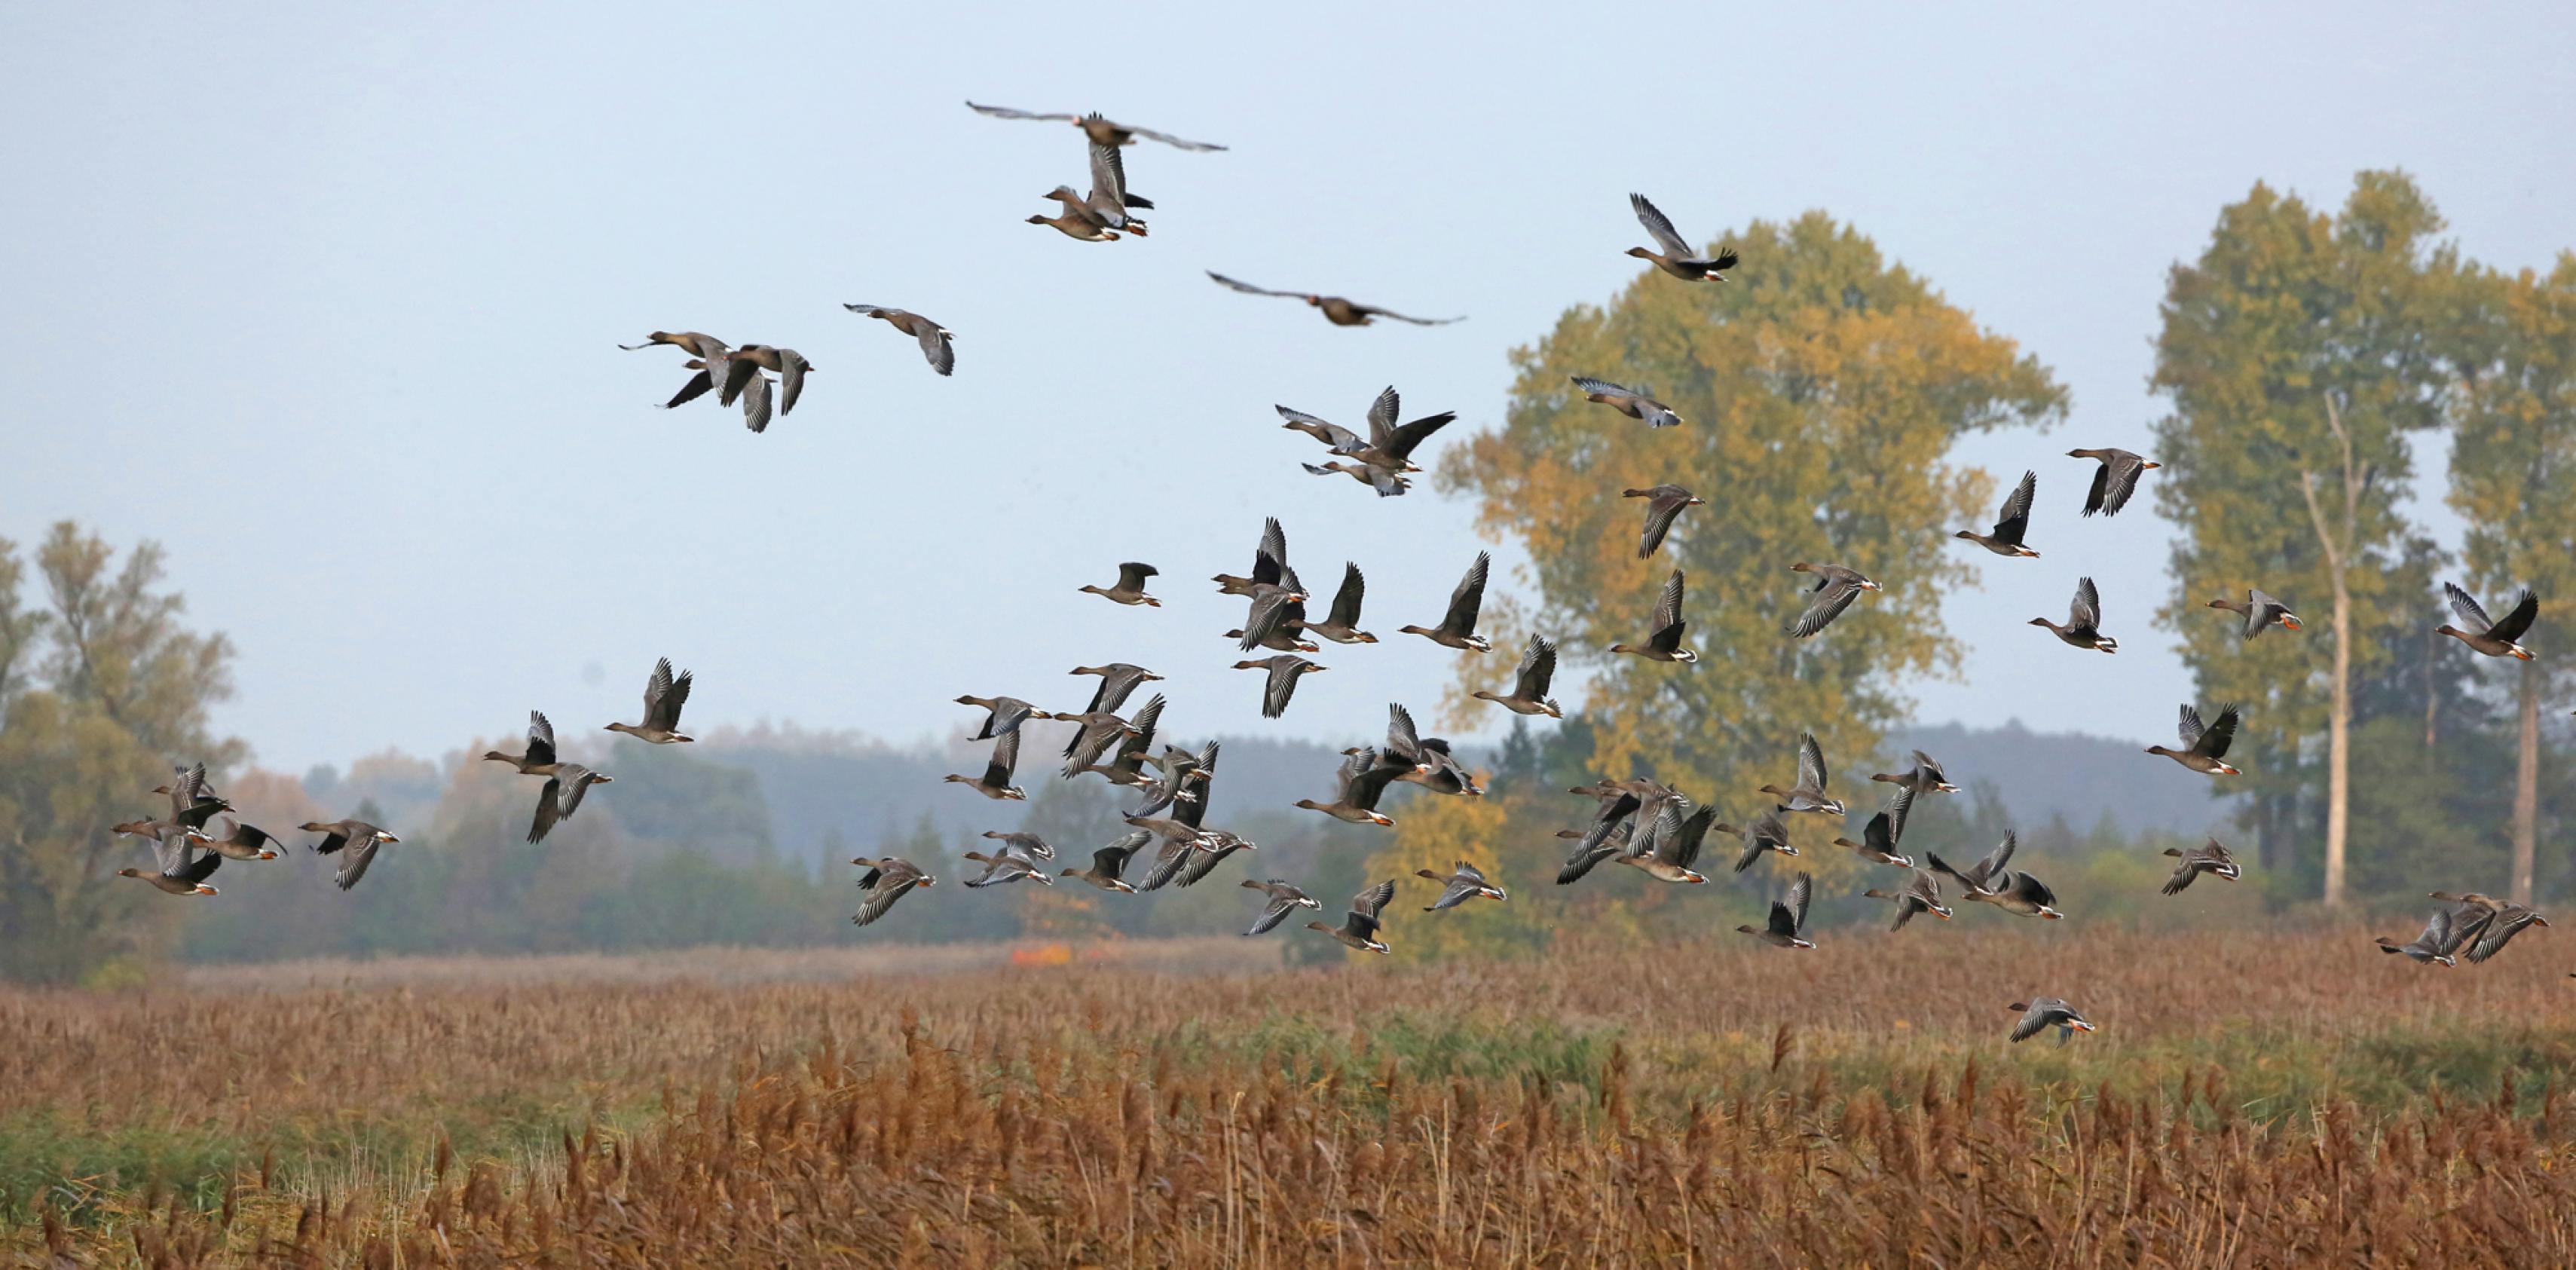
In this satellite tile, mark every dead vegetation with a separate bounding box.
[5,927,2572,1266]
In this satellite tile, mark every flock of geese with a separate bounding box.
[104,101,2562,1039]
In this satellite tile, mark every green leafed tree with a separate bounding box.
[0,524,245,983]
[1440,210,2064,891]
[2447,252,2576,903]
[2148,171,2464,903]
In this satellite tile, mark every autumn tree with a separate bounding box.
[1440,211,2063,894]
[2447,253,2576,904]
[0,524,245,983]
[2149,172,2464,904]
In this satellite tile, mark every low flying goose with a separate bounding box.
[2159,839,2241,895]
[1399,552,1492,652]
[1760,733,1843,816]
[1864,868,1952,930]
[1955,470,2041,557]
[849,856,935,926]
[843,304,955,376]
[1207,272,1462,326]
[965,100,1227,151]
[604,658,694,744]
[2007,998,2096,1045]
[1241,879,1321,935]
[2030,576,2119,653]
[1786,563,1880,638]
[2146,702,2241,776]
[944,730,1029,800]
[1418,860,1509,910]
[2436,583,2538,660]
[2068,448,2158,517]
[1738,872,1816,948]
[1308,880,1397,952]
[1625,192,1739,282]
[1473,637,1563,718]
[1609,569,1693,663]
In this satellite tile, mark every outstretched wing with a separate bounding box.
[1350,304,1463,326]
[1207,271,1302,298]
[1328,563,1367,627]
[2069,577,2102,630]
[2489,589,2539,642]
[965,100,1076,122]
[1640,491,1692,558]
[1122,122,1227,151]
[1443,552,1491,634]
[2095,453,2147,517]
[1796,733,1828,794]
[1996,470,2037,539]
[984,728,1022,786]
[1515,637,1557,698]
[1629,192,1692,256]
[2176,702,2207,748]
[2198,705,2241,759]
[1247,895,1301,935]
[1351,879,1397,921]
[2443,582,2494,632]
[526,711,558,767]
[1788,577,1860,638]
[1651,568,1686,632]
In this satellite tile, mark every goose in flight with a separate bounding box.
[849,856,935,927]
[1308,880,1397,953]
[2436,583,2538,660]
[2207,588,2302,639]
[605,658,694,744]
[843,304,956,376]
[1786,563,1880,638]
[2068,447,2158,517]
[1571,377,1682,429]
[965,101,1227,151]
[1625,193,1739,282]
[1609,569,1693,663]
[1955,470,2041,558]
[1473,637,1562,718]
[1207,271,1462,326]
[2030,576,2119,653]
[2146,702,2241,776]
[1399,552,1493,652]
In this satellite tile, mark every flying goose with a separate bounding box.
[1372,705,1482,797]
[1213,516,1291,595]
[1043,136,1149,234]
[2007,998,2096,1045]
[2428,892,2551,963]
[1614,803,1716,885]
[1293,747,1403,827]
[1233,654,1324,719]
[305,819,399,891]
[1556,788,1645,885]
[1296,563,1377,644]
[979,830,1057,861]
[528,764,611,844]
[1338,387,1455,475]
[483,711,566,776]
[956,694,1043,741]
[842,304,955,376]
[1070,693,1164,786]
[1571,376,1682,429]
[2146,702,2241,776]
[1473,637,1563,718]
[1760,733,1843,816]
[2377,906,2481,966]
[201,818,288,861]
[1206,272,1462,326]
[1786,563,1880,638]
[118,824,222,896]
[1066,663,1161,722]
[1610,569,1693,663]
[2159,839,2241,895]
[1626,193,1739,281]
[1061,834,1147,892]
[1241,879,1322,935]
[604,658,693,744]
[1955,470,2041,557]
[1060,708,1149,777]
[2030,576,2119,653]
[2207,589,2302,639]
[1173,830,1256,889]
[1870,750,1960,796]
[1233,572,1314,653]
[1738,873,1815,948]
[2436,583,2538,660]
[1831,788,1917,868]
[620,331,732,409]
[849,856,935,926]
[962,849,1054,888]
[944,730,1029,800]
[1078,562,1161,607]
[1718,808,1797,874]
[964,100,1227,151]
[1400,552,1492,651]
[1300,457,1413,497]
[718,344,812,433]
[2069,448,2159,517]
[1624,485,1703,558]
[1418,860,1509,910]
[1308,880,1397,953]
[149,762,230,831]
[1927,832,2064,920]
[1864,868,1953,930]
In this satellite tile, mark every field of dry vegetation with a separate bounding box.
[4,927,2574,1267]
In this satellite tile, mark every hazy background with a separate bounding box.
[6,1,2573,773]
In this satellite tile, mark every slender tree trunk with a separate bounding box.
[2513,659,2538,904]
[2323,574,2351,906]
[2424,629,2439,746]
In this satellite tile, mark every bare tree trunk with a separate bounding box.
[2513,659,2538,904]
[2299,394,2367,909]
[2323,574,2351,906]
[2424,629,2439,746]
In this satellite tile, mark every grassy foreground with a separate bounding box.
[2,927,2572,1266]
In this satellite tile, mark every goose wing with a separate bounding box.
[1639,489,1693,557]
[1442,552,1491,635]
[1349,303,1463,326]
[1629,192,1693,256]
[1780,871,1813,935]
[774,349,811,415]
[1788,574,1861,638]
[1207,271,1302,298]
[1325,563,1367,628]
[965,100,1075,122]
[2194,705,2241,759]
[1247,892,1302,935]
[2069,577,2102,631]
[644,659,693,732]
[1386,703,1424,762]
[983,728,1022,787]
[1514,636,1557,699]
[526,711,558,767]
[1351,879,1397,922]
[2489,589,2539,642]
[2092,451,2147,516]
[2444,582,2495,632]
[1651,568,1686,632]
[1994,470,2037,541]
[1796,733,1828,796]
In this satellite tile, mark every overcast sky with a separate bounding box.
[5,2,2571,775]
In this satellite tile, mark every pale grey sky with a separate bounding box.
[5,2,2571,774]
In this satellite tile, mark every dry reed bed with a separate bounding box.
[8,928,2575,1266]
